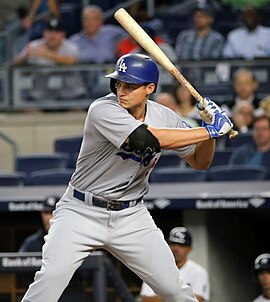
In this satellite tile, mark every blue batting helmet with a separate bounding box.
[105,53,159,93]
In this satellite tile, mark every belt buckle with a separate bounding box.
[107,200,124,211]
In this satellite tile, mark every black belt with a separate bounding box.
[73,189,142,211]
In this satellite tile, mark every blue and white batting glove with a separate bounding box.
[197,97,222,124]
[203,111,233,139]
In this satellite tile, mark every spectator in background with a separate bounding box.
[70,5,127,63]
[223,6,270,60]
[229,115,270,179]
[231,101,255,133]
[174,84,200,127]
[155,92,180,113]
[226,68,260,111]
[140,227,210,302]
[258,96,270,118]
[22,0,60,41]
[252,253,270,302]
[117,25,177,63]
[175,3,224,60]
[19,196,57,252]
[14,19,86,101]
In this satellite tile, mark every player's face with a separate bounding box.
[115,80,155,111]
[41,211,53,232]
[169,243,192,265]
[257,271,270,291]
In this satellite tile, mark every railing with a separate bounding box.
[0,58,268,112]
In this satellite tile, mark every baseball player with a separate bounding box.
[21,53,232,302]
[252,253,270,302]
[140,227,210,302]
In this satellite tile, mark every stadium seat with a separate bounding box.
[15,153,69,175]
[0,172,27,186]
[225,132,253,148]
[207,165,267,181]
[150,167,207,183]
[210,149,234,167]
[54,136,82,168]
[27,168,74,186]
[155,152,182,168]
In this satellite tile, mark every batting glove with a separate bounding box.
[197,97,222,124]
[203,111,233,139]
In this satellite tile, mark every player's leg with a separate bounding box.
[21,195,108,302]
[108,204,197,302]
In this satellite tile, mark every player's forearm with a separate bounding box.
[190,140,215,170]
[148,126,211,150]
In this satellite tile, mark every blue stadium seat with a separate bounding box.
[27,168,74,186]
[225,132,253,148]
[0,172,27,186]
[210,149,234,167]
[15,153,69,175]
[155,152,182,168]
[207,165,267,181]
[150,167,206,183]
[54,136,82,168]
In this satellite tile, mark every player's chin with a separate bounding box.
[119,99,129,108]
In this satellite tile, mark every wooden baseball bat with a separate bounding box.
[114,8,238,139]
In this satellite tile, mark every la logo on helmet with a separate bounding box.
[118,59,127,72]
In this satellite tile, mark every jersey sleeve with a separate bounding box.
[89,99,142,149]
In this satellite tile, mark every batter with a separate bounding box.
[21,53,232,302]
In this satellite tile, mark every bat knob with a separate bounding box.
[228,129,238,140]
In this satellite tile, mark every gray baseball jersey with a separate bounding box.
[71,93,195,200]
[252,295,270,302]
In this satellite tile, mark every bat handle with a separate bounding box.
[228,129,238,140]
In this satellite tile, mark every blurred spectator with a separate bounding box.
[226,67,260,110]
[155,92,180,113]
[174,84,200,127]
[140,227,210,302]
[223,6,270,59]
[252,253,270,302]
[175,3,224,60]
[19,196,57,252]
[229,115,270,179]
[258,96,270,118]
[231,101,255,133]
[14,18,86,101]
[220,0,270,9]
[117,25,177,63]
[70,5,127,63]
[22,0,60,41]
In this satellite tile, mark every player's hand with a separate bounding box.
[197,97,222,124]
[203,111,233,139]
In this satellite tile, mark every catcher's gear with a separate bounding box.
[105,53,159,94]
[129,124,160,153]
[197,97,222,124]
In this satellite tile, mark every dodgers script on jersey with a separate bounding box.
[71,93,195,200]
